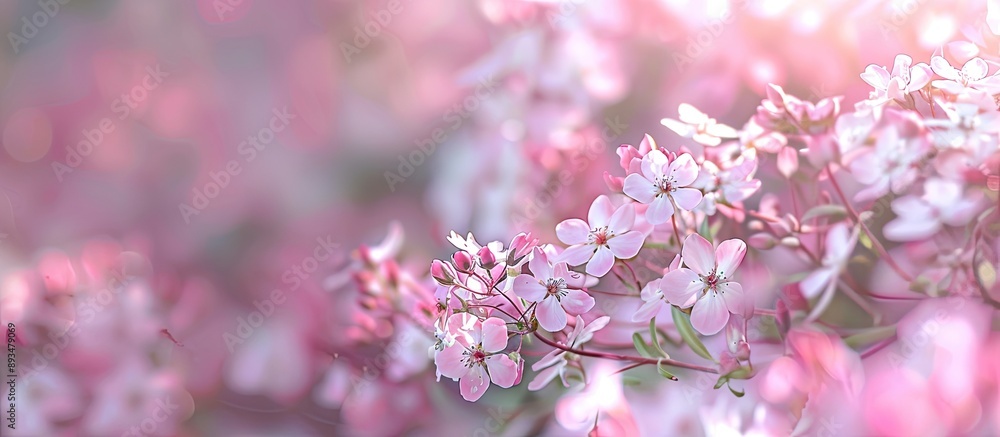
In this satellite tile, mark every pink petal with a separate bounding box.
[891,54,912,78]
[660,268,702,308]
[962,57,988,81]
[608,203,635,234]
[435,344,470,380]
[690,291,730,335]
[588,195,615,228]
[623,174,657,204]
[800,268,835,299]
[632,298,664,322]
[460,365,490,402]
[608,230,644,259]
[714,239,746,280]
[645,195,675,224]
[860,64,890,90]
[671,188,703,211]
[536,296,569,331]
[485,354,519,388]
[681,233,716,276]
[560,289,596,315]
[643,149,670,178]
[585,246,616,277]
[513,274,547,302]
[930,56,958,80]
[528,364,562,391]
[777,146,799,178]
[886,77,906,101]
[668,153,700,186]
[531,348,565,371]
[556,219,590,246]
[559,244,595,266]
[481,317,509,353]
[909,63,932,90]
[884,216,941,242]
[528,247,553,279]
[716,281,745,315]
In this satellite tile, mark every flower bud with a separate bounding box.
[452,251,475,273]
[780,236,800,248]
[604,171,624,192]
[748,232,777,250]
[477,246,497,269]
[430,259,455,285]
[735,341,751,361]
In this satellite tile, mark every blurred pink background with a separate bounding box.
[1,0,997,435]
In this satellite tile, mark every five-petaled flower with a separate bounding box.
[622,150,703,224]
[435,314,520,402]
[661,234,747,335]
[929,56,1000,95]
[514,248,596,331]
[860,54,932,102]
[556,195,646,277]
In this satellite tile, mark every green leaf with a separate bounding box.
[671,306,714,362]
[656,359,678,381]
[727,382,745,397]
[843,325,896,349]
[801,204,848,222]
[714,376,728,389]
[632,332,655,358]
[648,317,670,358]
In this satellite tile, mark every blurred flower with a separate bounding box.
[661,103,739,146]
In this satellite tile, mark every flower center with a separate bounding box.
[699,269,728,295]
[655,175,676,196]
[463,346,488,368]
[544,277,568,300]
[589,226,612,246]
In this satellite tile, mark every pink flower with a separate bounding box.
[528,315,609,391]
[860,54,932,101]
[660,103,739,146]
[930,56,1000,95]
[884,178,982,242]
[631,255,681,322]
[661,234,746,335]
[434,314,519,402]
[800,223,858,299]
[556,195,646,277]
[622,150,703,224]
[514,248,596,331]
[849,126,927,202]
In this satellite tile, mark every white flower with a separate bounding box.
[661,104,739,146]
